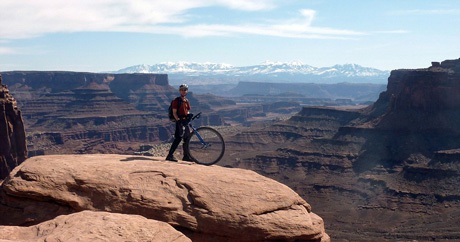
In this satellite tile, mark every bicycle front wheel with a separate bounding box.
[187,127,225,165]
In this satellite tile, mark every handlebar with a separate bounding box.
[191,112,202,121]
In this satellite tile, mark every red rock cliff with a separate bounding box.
[369,58,460,133]
[0,74,27,180]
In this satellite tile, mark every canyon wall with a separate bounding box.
[1,71,228,155]
[2,70,303,156]
[221,58,460,241]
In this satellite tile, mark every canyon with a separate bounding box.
[0,72,330,242]
[0,71,243,156]
[1,58,460,241]
[219,58,460,241]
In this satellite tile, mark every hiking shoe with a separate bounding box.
[182,156,193,161]
[166,155,178,162]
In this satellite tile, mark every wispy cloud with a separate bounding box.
[147,9,364,39]
[0,0,362,40]
[267,9,364,39]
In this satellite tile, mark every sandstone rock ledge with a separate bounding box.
[0,210,191,242]
[0,154,329,242]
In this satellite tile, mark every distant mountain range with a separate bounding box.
[114,61,390,84]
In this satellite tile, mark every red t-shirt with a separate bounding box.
[172,97,190,118]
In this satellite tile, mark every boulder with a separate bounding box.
[0,210,190,242]
[0,154,329,242]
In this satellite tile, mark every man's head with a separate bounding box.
[179,83,188,96]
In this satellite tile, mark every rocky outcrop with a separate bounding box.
[221,58,460,241]
[0,210,191,242]
[0,154,329,242]
[367,59,460,133]
[0,75,27,180]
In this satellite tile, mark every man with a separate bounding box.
[166,84,192,162]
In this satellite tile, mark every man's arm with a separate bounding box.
[172,108,180,121]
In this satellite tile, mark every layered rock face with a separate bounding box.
[0,154,329,242]
[221,58,460,241]
[1,71,304,155]
[352,59,460,171]
[1,71,226,155]
[0,75,27,180]
[370,59,460,132]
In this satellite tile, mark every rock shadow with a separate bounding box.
[119,156,162,162]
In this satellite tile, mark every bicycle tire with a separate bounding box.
[186,127,225,165]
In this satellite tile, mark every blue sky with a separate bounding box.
[1,0,459,72]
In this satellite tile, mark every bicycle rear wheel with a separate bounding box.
[187,127,225,165]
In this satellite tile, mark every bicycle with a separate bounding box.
[184,112,225,165]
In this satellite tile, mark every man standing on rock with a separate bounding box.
[166,84,193,162]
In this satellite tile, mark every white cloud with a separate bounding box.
[0,47,15,55]
[214,0,276,11]
[0,1,360,40]
[1,0,199,39]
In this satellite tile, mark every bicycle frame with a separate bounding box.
[187,113,207,148]
[188,123,208,148]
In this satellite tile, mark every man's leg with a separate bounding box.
[182,125,192,161]
[166,122,184,161]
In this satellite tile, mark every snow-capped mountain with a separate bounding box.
[114,61,390,84]
[118,62,235,74]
